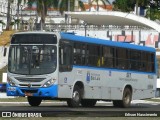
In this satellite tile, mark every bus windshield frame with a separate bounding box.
[8,33,58,75]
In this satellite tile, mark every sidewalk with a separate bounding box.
[0,93,15,98]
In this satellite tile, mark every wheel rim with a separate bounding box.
[72,91,80,102]
[124,92,130,104]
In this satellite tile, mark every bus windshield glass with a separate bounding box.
[8,45,57,75]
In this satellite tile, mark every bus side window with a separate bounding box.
[116,48,127,69]
[73,43,82,65]
[86,44,100,67]
[102,46,114,68]
[140,52,147,71]
[73,43,86,65]
[130,50,141,71]
[151,53,155,72]
[59,43,73,72]
[147,53,155,72]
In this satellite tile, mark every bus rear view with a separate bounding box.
[7,32,58,106]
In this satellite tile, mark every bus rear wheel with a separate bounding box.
[81,99,97,107]
[67,85,81,107]
[27,96,42,106]
[121,87,132,108]
[113,88,132,108]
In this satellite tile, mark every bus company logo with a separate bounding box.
[109,71,112,76]
[64,77,67,83]
[86,71,90,83]
[126,73,131,78]
[28,83,31,88]
[2,112,11,117]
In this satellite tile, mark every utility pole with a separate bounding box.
[6,1,11,30]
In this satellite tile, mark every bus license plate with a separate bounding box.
[25,92,33,96]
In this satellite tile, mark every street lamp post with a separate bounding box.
[20,5,23,30]
[84,22,87,37]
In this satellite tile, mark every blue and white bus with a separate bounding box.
[7,31,157,108]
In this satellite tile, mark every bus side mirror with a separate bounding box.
[3,47,7,57]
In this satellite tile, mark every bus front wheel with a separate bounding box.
[67,85,81,107]
[27,96,42,106]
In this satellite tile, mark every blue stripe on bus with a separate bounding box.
[73,65,156,75]
[6,84,58,98]
[60,32,155,52]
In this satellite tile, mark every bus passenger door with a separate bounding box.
[58,41,74,98]
[59,44,72,72]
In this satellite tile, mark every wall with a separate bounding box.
[73,29,160,48]
[0,46,9,69]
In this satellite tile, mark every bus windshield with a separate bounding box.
[8,45,57,75]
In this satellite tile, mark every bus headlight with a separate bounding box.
[43,79,56,87]
[7,77,16,86]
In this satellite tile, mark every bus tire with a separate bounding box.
[121,87,132,108]
[27,96,42,106]
[67,85,81,107]
[113,88,132,108]
[81,99,97,107]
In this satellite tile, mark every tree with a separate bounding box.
[6,0,27,30]
[113,0,147,13]
[135,0,148,15]
[17,0,27,30]
[58,0,85,14]
[28,0,58,30]
[88,0,111,11]
[6,0,13,30]
[113,0,135,12]
[146,0,160,20]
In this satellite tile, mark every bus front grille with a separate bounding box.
[19,84,41,88]
[15,77,45,83]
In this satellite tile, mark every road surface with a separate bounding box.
[0,100,160,117]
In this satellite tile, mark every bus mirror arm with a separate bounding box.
[3,47,7,57]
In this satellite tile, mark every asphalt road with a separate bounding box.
[0,101,160,118]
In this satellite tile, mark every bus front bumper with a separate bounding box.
[6,84,58,98]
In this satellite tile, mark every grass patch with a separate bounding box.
[0,30,16,46]
[0,97,61,103]
[145,98,160,102]
[0,97,27,102]
[0,65,7,83]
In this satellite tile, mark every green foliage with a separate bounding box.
[14,19,21,24]
[113,0,148,12]
[113,0,135,12]
[10,22,15,26]
[113,0,160,20]
[146,8,160,20]
[0,20,6,25]
[145,0,160,20]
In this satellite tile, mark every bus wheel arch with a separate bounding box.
[67,81,84,107]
